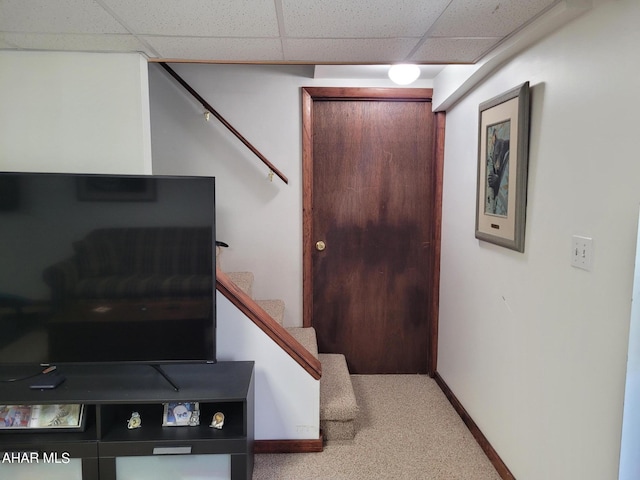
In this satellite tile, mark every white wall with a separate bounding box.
[0,51,151,174]
[216,292,320,440]
[437,1,640,478]
[149,64,433,327]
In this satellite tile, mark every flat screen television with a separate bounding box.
[0,172,216,367]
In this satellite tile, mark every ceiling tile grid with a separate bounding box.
[143,36,284,62]
[410,37,503,64]
[100,0,280,37]
[2,32,153,54]
[0,0,566,65]
[0,0,127,34]
[283,37,420,63]
[280,0,451,38]
[428,0,559,37]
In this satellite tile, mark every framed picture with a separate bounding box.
[475,82,531,252]
[0,404,85,431]
[162,402,200,427]
[77,176,156,202]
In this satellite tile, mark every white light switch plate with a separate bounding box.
[571,235,593,271]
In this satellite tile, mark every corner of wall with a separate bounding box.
[432,0,597,112]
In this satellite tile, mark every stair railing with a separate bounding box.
[158,63,289,185]
[216,268,321,380]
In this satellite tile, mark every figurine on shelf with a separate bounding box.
[189,410,200,427]
[127,412,142,429]
[210,412,224,429]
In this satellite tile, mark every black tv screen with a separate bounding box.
[0,172,216,366]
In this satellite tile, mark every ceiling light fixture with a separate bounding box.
[388,64,421,85]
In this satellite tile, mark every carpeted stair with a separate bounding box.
[217,248,358,442]
[318,353,359,441]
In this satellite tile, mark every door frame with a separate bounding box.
[301,87,445,375]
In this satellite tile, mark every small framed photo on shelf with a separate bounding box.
[162,402,200,427]
[0,404,85,431]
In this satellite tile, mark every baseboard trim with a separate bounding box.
[433,372,516,480]
[254,434,324,454]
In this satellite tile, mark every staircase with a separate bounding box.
[217,250,359,444]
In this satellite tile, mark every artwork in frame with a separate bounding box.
[475,82,531,252]
[0,404,85,431]
[77,176,156,202]
[162,402,200,427]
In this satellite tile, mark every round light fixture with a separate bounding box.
[388,64,421,85]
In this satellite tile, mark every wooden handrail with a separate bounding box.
[159,63,289,185]
[216,268,321,380]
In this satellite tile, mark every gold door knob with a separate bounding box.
[315,240,326,251]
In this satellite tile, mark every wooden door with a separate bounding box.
[302,88,443,374]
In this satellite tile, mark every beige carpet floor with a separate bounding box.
[253,375,502,480]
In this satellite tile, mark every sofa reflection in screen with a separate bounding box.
[43,227,213,306]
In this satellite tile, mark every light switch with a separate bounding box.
[571,235,593,271]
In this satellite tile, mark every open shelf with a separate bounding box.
[0,362,254,480]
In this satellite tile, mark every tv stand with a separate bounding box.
[0,362,254,480]
[151,364,180,392]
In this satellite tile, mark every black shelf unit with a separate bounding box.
[0,362,254,480]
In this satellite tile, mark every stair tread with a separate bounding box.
[287,327,318,359]
[225,271,254,297]
[319,353,358,421]
[222,266,358,438]
[256,299,285,325]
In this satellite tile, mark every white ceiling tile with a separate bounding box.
[284,38,418,63]
[410,37,501,63]
[430,0,558,37]
[0,34,16,48]
[0,0,128,34]
[102,0,279,37]
[143,36,284,62]
[0,0,582,66]
[281,0,450,38]
[3,33,154,55]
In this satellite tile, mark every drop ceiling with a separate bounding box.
[0,0,562,67]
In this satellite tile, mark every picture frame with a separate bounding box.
[162,402,200,427]
[475,82,531,252]
[77,177,156,202]
[0,404,85,432]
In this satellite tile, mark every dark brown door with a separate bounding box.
[302,88,442,374]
